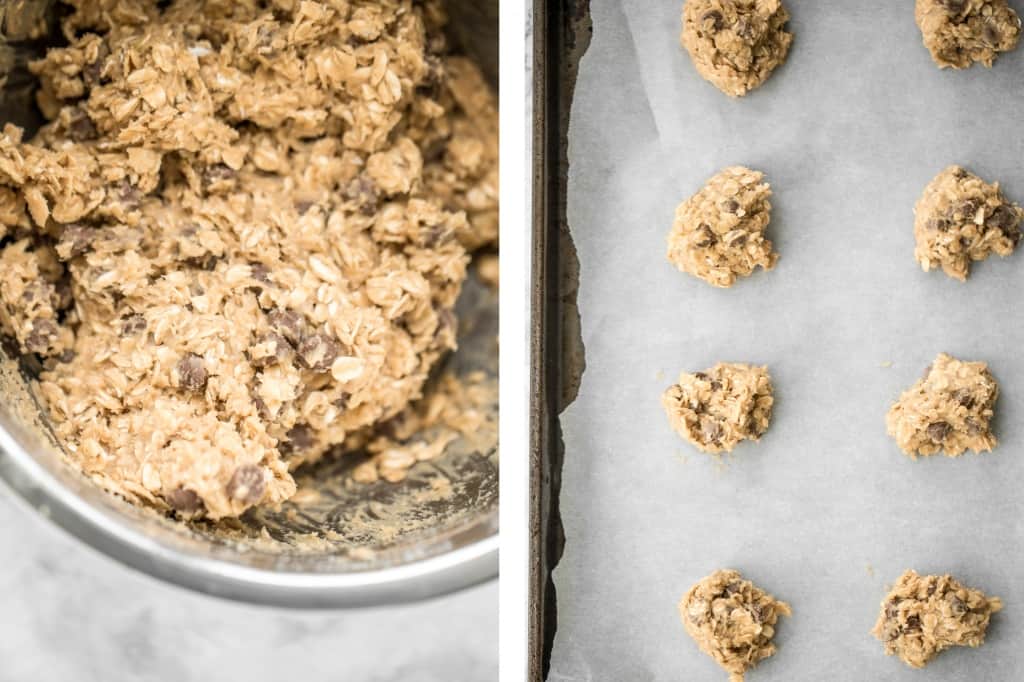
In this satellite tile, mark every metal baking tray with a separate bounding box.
[535,0,1024,679]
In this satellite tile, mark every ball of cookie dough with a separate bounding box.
[662,362,773,454]
[680,569,791,681]
[872,569,1002,669]
[667,166,779,288]
[914,165,1023,281]
[886,353,998,458]
[680,0,793,97]
[916,0,1022,69]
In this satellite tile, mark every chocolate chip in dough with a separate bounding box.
[927,421,951,442]
[176,353,208,393]
[25,319,59,354]
[267,308,307,345]
[166,487,204,515]
[226,465,266,504]
[251,331,292,368]
[297,333,341,372]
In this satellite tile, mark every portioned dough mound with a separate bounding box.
[667,166,778,288]
[662,362,773,454]
[886,353,998,458]
[916,0,1022,69]
[680,569,791,682]
[0,0,498,519]
[914,165,1022,281]
[680,0,793,97]
[873,569,1002,669]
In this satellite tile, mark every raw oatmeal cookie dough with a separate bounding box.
[886,353,998,458]
[667,166,778,288]
[872,569,1002,669]
[914,165,1022,281]
[680,0,793,97]
[0,0,498,519]
[916,0,1022,69]
[662,362,773,454]
[679,569,791,682]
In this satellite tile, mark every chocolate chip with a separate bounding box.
[988,205,1019,231]
[903,614,921,632]
[344,176,379,216]
[249,262,272,284]
[701,9,723,30]
[21,280,54,305]
[950,595,968,615]
[203,163,236,189]
[166,487,203,514]
[266,308,307,345]
[926,581,937,596]
[25,319,59,354]
[693,372,710,381]
[117,179,141,211]
[701,420,723,443]
[885,600,900,619]
[927,421,951,443]
[722,199,740,214]
[723,581,742,596]
[965,417,982,436]
[120,313,147,336]
[226,465,266,504]
[82,43,109,86]
[927,217,950,232]
[59,349,76,363]
[729,233,748,247]
[748,603,764,624]
[735,16,755,39]
[983,22,1002,45]
[710,380,723,391]
[955,198,980,219]
[296,332,340,372]
[940,0,966,14]
[175,353,208,393]
[695,224,717,248]
[279,423,315,456]
[58,223,96,259]
[334,392,351,410]
[951,388,975,408]
[251,331,291,368]
[67,108,98,142]
[294,200,315,215]
[420,225,454,248]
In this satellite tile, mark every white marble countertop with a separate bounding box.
[0,490,496,682]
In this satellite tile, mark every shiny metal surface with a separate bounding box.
[0,1,498,608]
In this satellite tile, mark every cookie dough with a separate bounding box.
[662,362,773,454]
[667,166,778,288]
[886,353,998,458]
[679,569,791,682]
[680,0,793,97]
[914,165,1022,281]
[872,569,1002,669]
[916,0,1022,69]
[0,0,497,519]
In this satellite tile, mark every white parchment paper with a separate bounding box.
[549,1,1024,680]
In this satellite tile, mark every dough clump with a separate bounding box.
[0,0,497,519]
[916,0,1022,69]
[667,166,778,288]
[679,569,791,682]
[914,165,1022,281]
[680,0,793,97]
[872,569,1002,669]
[886,353,998,458]
[662,362,773,454]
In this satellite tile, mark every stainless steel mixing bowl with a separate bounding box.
[0,0,498,608]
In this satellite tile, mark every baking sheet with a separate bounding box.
[548,1,1024,680]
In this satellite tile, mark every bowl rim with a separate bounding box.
[0,396,498,608]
